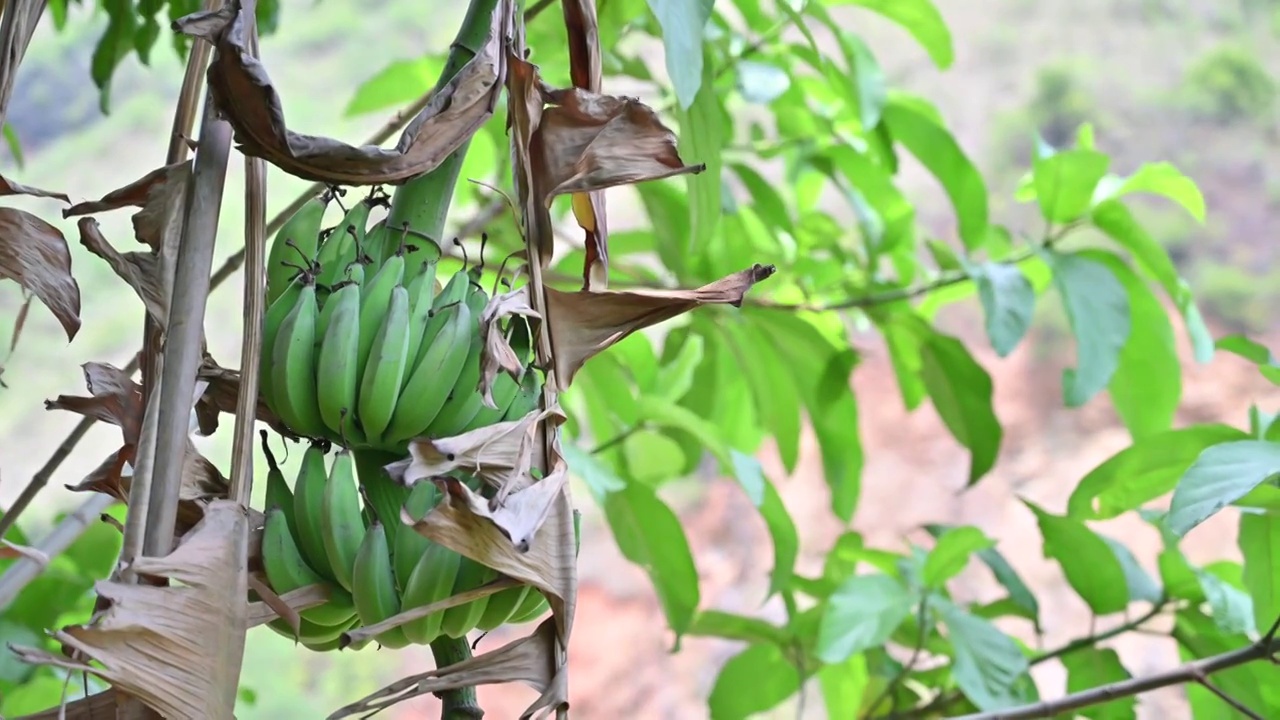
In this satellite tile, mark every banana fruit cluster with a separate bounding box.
[259,191,543,454]
[256,438,553,651]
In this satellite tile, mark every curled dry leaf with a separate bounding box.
[560,0,608,290]
[0,174,70,203]
[10,500,250,720]
[0,0,47,131]
[330,618,566,720]
[245,583,330,627]
[407,476,578,642]
[46,362,143,443]
[478,285,541,407]
[546,263,777,390]
[429,460,568,553]
[0,207,82,341]
[62,161,191,222]
[18,687,125,720]
[194,354,293,438]
[397,406,564,494]
[77,218,169,326]
[173,0,509,185]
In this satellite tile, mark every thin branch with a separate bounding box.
[951,621,1280,720]
[588,426,643,455]
[864,594,932,719]
[1192,674,1263,720]
[0,416,94,540]
[0,493,117,608]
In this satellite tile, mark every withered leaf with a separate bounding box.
[46,361,144,444]
[19,688,125,720]
[560,0,609,290]
[399,406,564,491]
[62,161,191,220]
[478,285,541,407]
[330,618,566,720]
[10,500,249,720]
[408,477,577,642]
[131,161,192,255]
[431,460,568,553]
[195,355,294,438]
[545,263,776,390]
[78,218,169,325]
[174,0,510,185]
[0,0,46,132]
[0,207,82,341]
[0,174,70,203]
[505,55,553,263]
[245,583,330,627]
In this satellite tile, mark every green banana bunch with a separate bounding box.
[315,199,373,292]
[352,522,412,649]
[265,196,327,307]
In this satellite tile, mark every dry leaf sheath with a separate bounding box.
[0,207,82,341]
[171,0,507,185]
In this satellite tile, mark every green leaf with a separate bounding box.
[1080,251,1181,440]
[677,56,725,268]
[1174,610,1280,714]
[1062,648,1136,720]
[2,123,22,169]
[1216,335,1280,385]
[1168,440,1280,537]
[919,331,1002,485]
[688,609,791,645]
[1048,251,1131,407]
[0,620,41,683]
[1032,149,1111,223]
[563,442,626,501]
[735,59,790,104]
[880,312,928,410]
[817,574,913,663]
[720,320,801,472]
[730,163,793,233]
[882,97,988,250]
[730,451,799,596]
[974,261,1036,357]
[830,0,954,68]
[1028,502,1130,615]
[345,56,445,118]
[972,546,1040,626]
[818,653,870,718]
[654,334,704,403]
[64,517,123,579]
[1239,512,1280,637]
[707,642,802,720]
[1196,568,1255,636]
[647,0,715,110]
[937,600,1030,711]
[1090,199,1179,299]
[1,673,72,717]
[90,0,139,114]
[923,526,994,588]
[637,180,691,278]
[823,146,915,252]
[1068,424,1250,519]
[622,429,689,485]
[603,481,701,638]
[1100,534,1163,604]
[1094,162,1206,223]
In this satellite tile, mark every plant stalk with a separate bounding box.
[430,637,484,719]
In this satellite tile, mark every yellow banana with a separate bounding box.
[439,556,497,639]
[314,282,363,444]
[259,507,357,627]
[266,195,327,306]
[320,449,366,593]
[269,280,328,439]
[357,285,411,445]
[292,442,338,583]
[351,522,411,649]
[398,540,463,645]
[384,297,476,444]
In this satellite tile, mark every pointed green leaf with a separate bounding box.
[1100,534,1163,604]
[937,600,1030,711]
[823,145,916,252]
[1239,513,1280,638]
[637,180,691,278]
[1080,251,1181,439]
[1216,335,1280,386]
[719,320,802,472]
[735,59,790,104]
[882,97,988,249]
[562,443,626,503]
[1033,149,1111,223]
[1196,568,1255,636]
[923,526,994,588]
[730,162,793,233]
[819,653,870,718]
[1048,251,1131,407]
[920,331,1002,485]
[688,609,791,645]
[1168,440,1280,537]
[708,642,802,720]
[345,56,444,117]
[654,333,705,403]
[1068,424,1250,519]
[1174,610,1280,714]
[731,451,799,596]
[603,481,701,638]
[830,0,953,68]
[974,262,1036,357]
[1062,648,1136,720]
[1028,502,1130,615]
[677,55,726,266]
[1094,162,1206,223]
[817,574,913,663]
[646,0,715,109]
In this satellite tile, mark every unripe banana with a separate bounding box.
[392,481,441,590]
[361,220,390,269]
[352,522,411,649]
[439,556,497,639]
[314,282,363,444]
[502,367,544,422]
[355,253,406,389]
[260,432,300,541]
[259,507,357,627]
[316,199,373,290]
[384,298,476,444]
[398,540,462,645]
[292,442,338,583]
[320,449,366,593]
[402,258,442,370]
[270,280,328,439]
[426,285,490,437]
[475,582,530,633]
[266,196,327,306]
[266,614,359,646]
[465,370,521,432]
[259,274,307,414]
[357,285,411,445]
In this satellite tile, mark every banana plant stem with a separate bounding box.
[431,636,484,719]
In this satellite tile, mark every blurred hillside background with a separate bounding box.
[2,0,1280,717]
